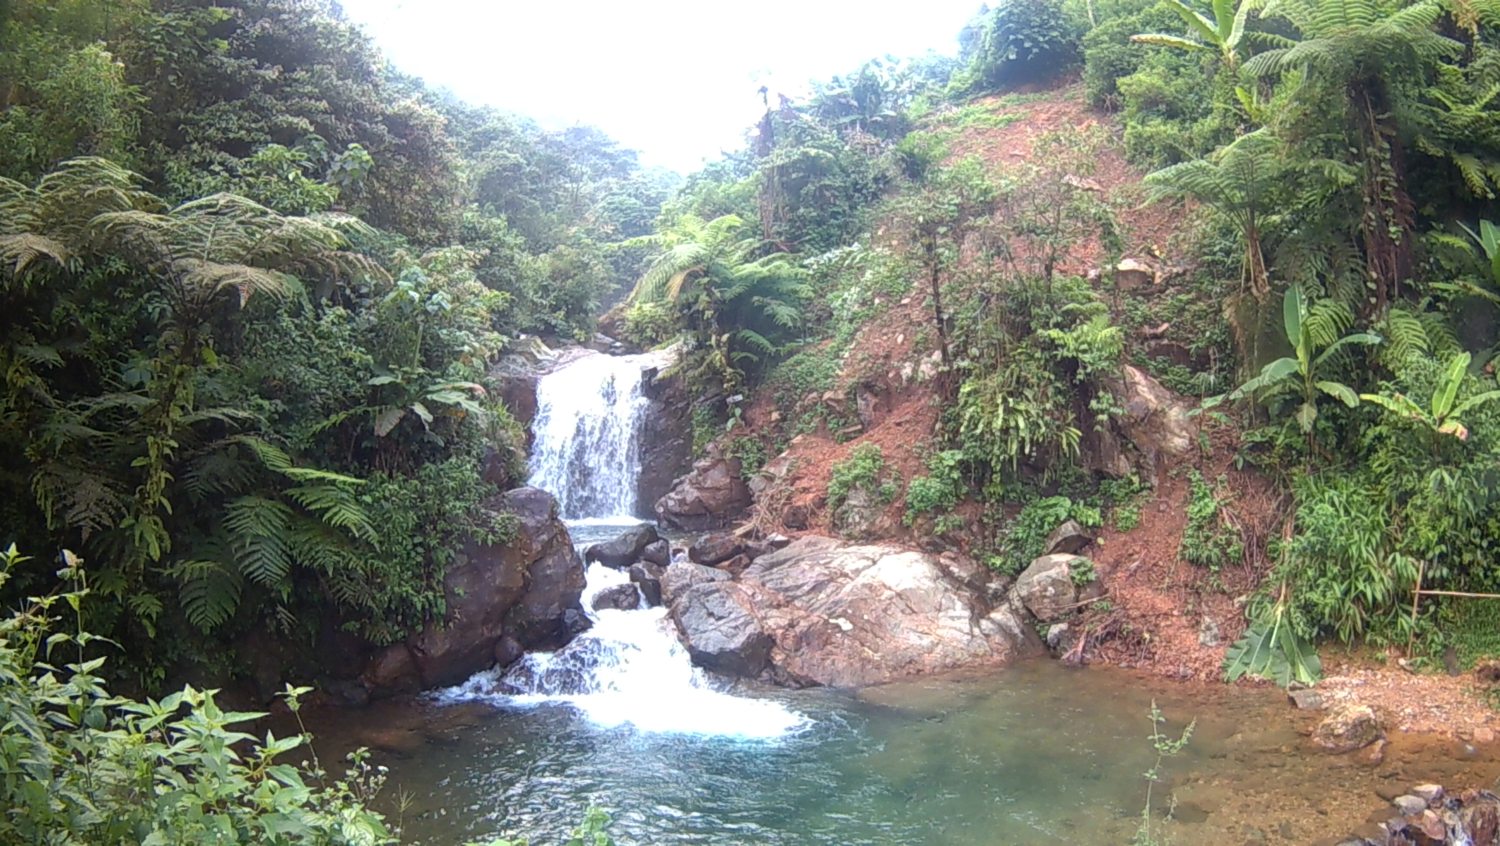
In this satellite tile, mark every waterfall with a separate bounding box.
[438,347,808,739]
[528,351,661,520]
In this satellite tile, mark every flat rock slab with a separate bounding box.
[669,535,1043,687]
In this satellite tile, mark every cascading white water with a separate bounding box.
[528,352,660,520]
[440,348,808,739]
[437,559,808,739]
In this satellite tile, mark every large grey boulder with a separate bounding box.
[667,536,1044,687]
[1015,554,1083,624]
[670,582,773,677]
[654,443,752,531]
[366,487,588,694]
[660,562,731,606]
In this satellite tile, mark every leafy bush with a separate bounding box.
[990,495,1101,574]
[827,443,897,511]
[1179,470,1242,573]
[904,450,967,525]
[0,545,395,845]
[953,0,1082,95]
[1069,555,1098,586]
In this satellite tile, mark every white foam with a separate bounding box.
[436,564,810,741]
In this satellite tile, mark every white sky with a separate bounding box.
[335,0,980,173]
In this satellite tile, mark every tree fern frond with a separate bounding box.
[171,558,244,632]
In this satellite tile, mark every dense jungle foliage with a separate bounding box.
[8,0,1500,836]
[620,0,1500,683]
[0,0,679,692]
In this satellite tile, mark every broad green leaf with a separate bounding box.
[1282,286,1302,353]
[1432,352,1471,419]
[1296,401,1317,432]
[1315,381,1359,407]
[373,407,404,437]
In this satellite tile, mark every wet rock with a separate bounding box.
[1393,795,1428,816]
[669,581,773,678]
[629,562,666,607]
[689,532,745,566]
[1044,520,1094,555]
[591,584,641,612]
[584,524,660,568]
[373,487,588,693]
[1014,554,1082,624]
[1287,688,1326,710]
[636,356,695,511]
[660,562,731,606]
[641,539,671,567]
[667,536,1045,687]
[1312,703,1383,753]
[493,635,523,668]
[654,443,753,531]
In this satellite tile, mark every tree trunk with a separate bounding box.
[924,233,951,366]
[1354,81,1413,315]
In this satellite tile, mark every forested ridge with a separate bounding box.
[7,0,1500,841]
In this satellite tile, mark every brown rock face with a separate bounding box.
[636,362,695,514]
[654,444,752,531]
[667,536,1043,688]
[365,487,588,695]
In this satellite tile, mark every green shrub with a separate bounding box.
[904,449,967,525]
[954,0,1081,96]
[990,495,1102,574]
[726,435,769,479]
[1179,470,1242,573]
[1069,555,1098,586]
[0,545,395,845]
[828,443,897,511]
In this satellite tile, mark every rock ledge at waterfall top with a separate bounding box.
[666,535,1045,688]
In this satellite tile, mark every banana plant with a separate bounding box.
[1204,286,1380,435]
[1223,584,1321,687]
[1360,351,1500,441]
[1131,0,1259,69]
[366,367,486,437]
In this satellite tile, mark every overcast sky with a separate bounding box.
[335,0,981,172]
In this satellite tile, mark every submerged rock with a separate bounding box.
[1312,702,1383,753]
[667,536,1043,687]
[591,583,641,612]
